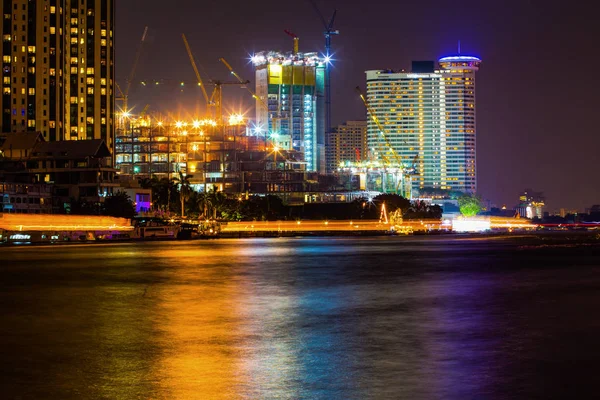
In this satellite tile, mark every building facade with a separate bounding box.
[365,56,480,195]
[252,50,326,173]
[326,120,367,173]
[1,0,114,147]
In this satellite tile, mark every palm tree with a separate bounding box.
[172,171,193,218]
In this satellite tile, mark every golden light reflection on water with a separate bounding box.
[148,246,251,399]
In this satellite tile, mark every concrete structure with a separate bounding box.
[365,56,480,195]
[1,0,115,147]
[251,50,326,173]
[326,120,367,173]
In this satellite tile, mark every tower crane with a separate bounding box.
[284,30,299,55]
[182,34,211,107]
[116,26,148,122]
[182,36,250,124]
[219,58,270,122]
[308,1,338,139]
[355,86,417,196]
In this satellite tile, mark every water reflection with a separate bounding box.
[1,238,600,398]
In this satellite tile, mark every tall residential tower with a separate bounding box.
[1,0,114,147]
[252,50,326,173]
[365,55,480,194]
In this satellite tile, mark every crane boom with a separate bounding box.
[219,58,268,112]
[182,33,210,105]
[125,26,148,101]
[355,86,403,167]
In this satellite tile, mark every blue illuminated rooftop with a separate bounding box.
[438,55,481,62]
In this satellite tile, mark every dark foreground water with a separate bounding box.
[1,236,600,399]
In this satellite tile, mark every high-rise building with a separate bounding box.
[1,0,114,147]
[326,120,367,172]
[365,55,480,195]
[251,50,326,173]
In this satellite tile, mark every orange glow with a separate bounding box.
[151,247,249,398]
[0,214,134,231]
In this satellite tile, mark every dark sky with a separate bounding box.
[117,0,600,211]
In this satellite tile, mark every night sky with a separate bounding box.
[117,0,600,211]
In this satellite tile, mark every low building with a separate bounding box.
[0,132,119,212]
[1,182,53,213]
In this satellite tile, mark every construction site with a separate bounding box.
[112,2,418,204]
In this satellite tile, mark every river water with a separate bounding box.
[1,236,599,399]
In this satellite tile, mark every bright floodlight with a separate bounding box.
[192,120,201,129]
[228,114,244,125]
[122,111,131,118]
[175,121,183,129]
[324,55,331,64]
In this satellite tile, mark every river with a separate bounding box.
[1,236,599,399]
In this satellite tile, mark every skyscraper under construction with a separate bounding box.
[1,0,114,148]
[251,50,326,173]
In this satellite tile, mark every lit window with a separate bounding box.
[27,46,35,53]
[28,120,35,127]
[50,27,55,34]
[100,78,106,85]
[86,77,94,84]
[50,6,56,13]
[28,88,35,95]
[86,67,94,75]
[70,66,77,74]
[70,97,77,104]
[87,87,93,94]
[70,57,77,64]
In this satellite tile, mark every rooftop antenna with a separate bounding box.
[458,40,461,54]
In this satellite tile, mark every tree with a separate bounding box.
[458,194,482,217]
[172,171,193,218]
[103,191,136,218]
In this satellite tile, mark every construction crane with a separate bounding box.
[284,29,299,55]
[220,58,269,115]
[182,36,250,125]
[355,86,417,196]
[182,33,210,107]
[116,26,148,120]
[308,1,338,139]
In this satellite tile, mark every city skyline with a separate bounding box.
[116,0,600,211]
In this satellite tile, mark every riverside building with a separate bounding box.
[1,0,115,148]
[365,55,480,195]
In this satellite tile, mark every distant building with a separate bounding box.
[365,55,481,195]
[251,50,326,173]
[516,189,545,219]
[326,120,367,173]
[1,1,115,147]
